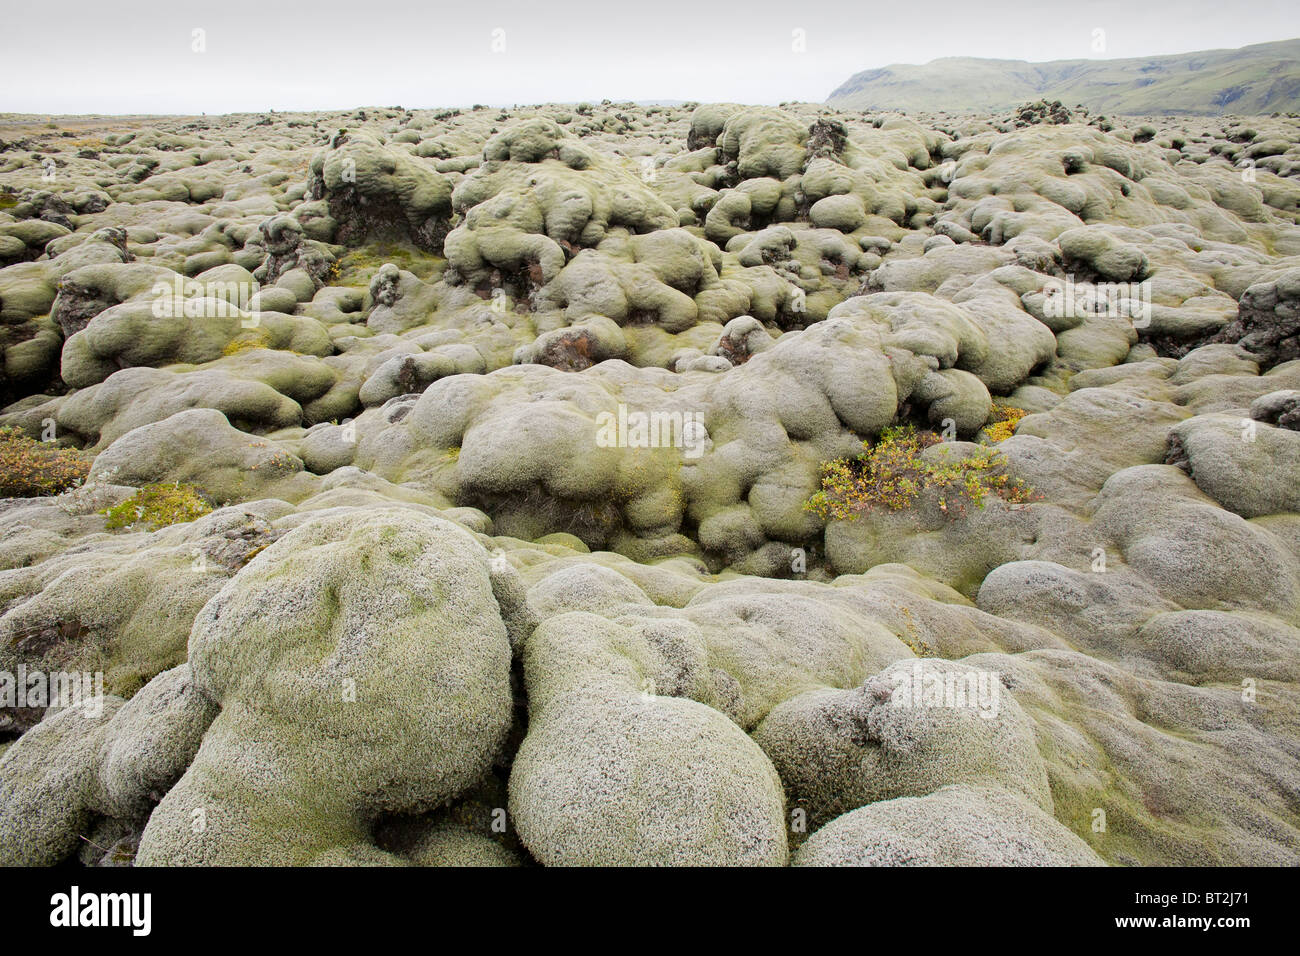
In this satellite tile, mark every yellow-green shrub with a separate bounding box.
[984,403,1028,443]
[805,425,1038,522]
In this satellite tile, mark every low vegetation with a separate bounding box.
[805,425,1038,521]
[101,482,213,530]
[984,403,1028,443]
[0,426,91,497]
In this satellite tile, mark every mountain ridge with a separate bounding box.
[826,38,1300,115]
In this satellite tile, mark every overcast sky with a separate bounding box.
[3,1,1298,114]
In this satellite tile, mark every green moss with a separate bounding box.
[222,329,273,356]
[335,241,445,285]
[102,483,214,531]
[0,192,17,210]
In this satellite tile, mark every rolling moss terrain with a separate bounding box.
[0,100,1299,866]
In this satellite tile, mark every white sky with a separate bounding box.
[2,0,1298,114]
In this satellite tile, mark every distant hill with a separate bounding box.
[826,39,1300,115]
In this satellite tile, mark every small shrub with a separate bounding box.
[984,403,1028,443]
[0,427,91,498]
[101,483,213,531]
[805,425,1039,522]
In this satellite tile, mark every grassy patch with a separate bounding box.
[334,241,444,285]
[0,426,91,497]
[102,483,213,531]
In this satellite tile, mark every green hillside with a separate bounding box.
[827,38,1300,115]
